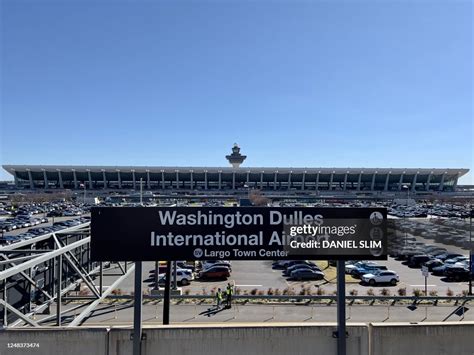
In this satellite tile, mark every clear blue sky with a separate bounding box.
[1,0,472,183]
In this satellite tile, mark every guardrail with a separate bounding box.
[62,294,474,302]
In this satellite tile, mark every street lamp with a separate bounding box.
[139,178,143,206]
[402,184,409,246]
[79,183,86,204]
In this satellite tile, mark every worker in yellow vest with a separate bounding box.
[225,282,234,308]
[216,288,223,309]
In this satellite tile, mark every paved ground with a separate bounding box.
[39,301,474,326]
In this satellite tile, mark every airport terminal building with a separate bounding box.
[1,145,469,194]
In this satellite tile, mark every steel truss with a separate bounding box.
[0,222,131,327]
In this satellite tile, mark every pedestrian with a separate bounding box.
[216,288,223,309]
[225,282,233,308]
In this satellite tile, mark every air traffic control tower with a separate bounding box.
[226,143,247,168]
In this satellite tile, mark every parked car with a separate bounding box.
[272,260,298,269]
[158,270,194,286]
[290,269,325,281]
[408,254,432,268]
[423,259,444,271]
[201,262,232,272]
[444,256,468,264]
[444,265,471,281]
[345,261,375,274]
[0,235,19,245]
[201,260,231,270]
[351,264,388,278]
[431,260,458,276]
[284,264,321,276]
[176,261,196,272]
[436,253,463,262]
[361,270,399,286]
[198,266,230,280]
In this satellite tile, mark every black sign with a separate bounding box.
[90,207,387,261]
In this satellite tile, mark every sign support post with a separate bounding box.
[336,260,346,355]
[163,261,171,325]
[422,266,429,296]
[173,261,178,290]
[133,261,143,355]
[425,275,427,296]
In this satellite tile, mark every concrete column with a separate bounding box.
[453,173,459,191]
[287,172,292,190]
[27,170,34,189]
[425,173,432,191]
[175,171,179,189]
[343,172,348,191]
[260,172,264,189]
[246,171,250,184]
[58,170,64,189]
[132,171,136,190]
[273,172,278,190]
[102,171,107,189]
[398,173,404,191]
[146,171,151,189]
[204,171,208,190]
[357,172,362,191]
[218,171,222,190]
[72,170,78,189]
[161,171,165,189]
[88,170,93,189]
[302,172,306,190]
[411,173,418,192]
[190,171,194,190]
[439,173,446,191]
[316,172,320,191]
[232,172,235,190]
[384,173,390,192]
[371,172,377,191]
[329,172,334,191]
[117,171,122,189]
[43,170,48,189]
[13,172,19,188]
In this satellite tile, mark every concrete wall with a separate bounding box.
[0,328,108,355]
[109,323,369,355]
[2,322,474,355]
[370,322,474,355]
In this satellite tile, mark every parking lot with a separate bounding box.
[98,258,469,300]
[1,199,471,300]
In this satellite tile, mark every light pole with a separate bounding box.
[243,184,250,200]
[402,185,409,245]
[153,261,159,291]
[79,183,86,204]
[139,178,143,206]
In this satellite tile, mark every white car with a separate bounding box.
[159,269,194,285]
[362,270,399,286]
